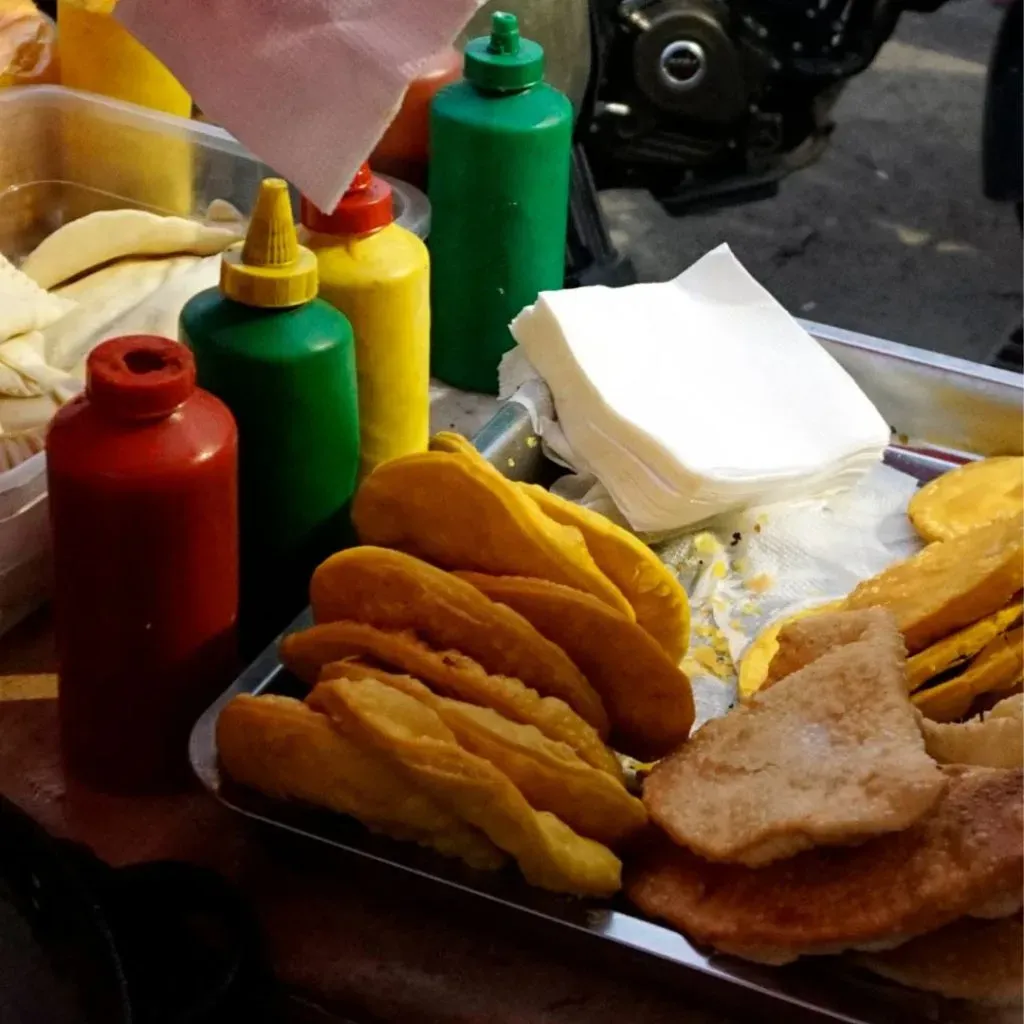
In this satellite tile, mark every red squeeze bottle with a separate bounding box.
[47,336,239,793]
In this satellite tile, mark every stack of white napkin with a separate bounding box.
[500,244,890,535]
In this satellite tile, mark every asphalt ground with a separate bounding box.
[603,1,1022,365]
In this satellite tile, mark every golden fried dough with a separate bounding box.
[920,695,1023,769]
[429,432,691,663]
[309,678,623,897]
[628,766,1024,964]
[454,572,693,759]
[908,456,1024,543]
[519,485,690,663]
[906,602,1022,692]
[914,626,1023,723]
[842,513,1024,654]
[352,452,634,619]
[855,915,1023,1006]
[216,694,505,869]
[644,609,945,866]
[281,621,621,777]
[323,660,647,846]
[310,547,608,732]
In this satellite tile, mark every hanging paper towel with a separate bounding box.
[114,0,485,213]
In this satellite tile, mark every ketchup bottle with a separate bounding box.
[47,336,238,793]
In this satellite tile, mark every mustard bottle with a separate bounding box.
[301,164,430,479]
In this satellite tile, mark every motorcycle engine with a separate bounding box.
[584,0,901,211]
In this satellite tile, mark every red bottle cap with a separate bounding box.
[86,336,196,421]
[300,163,394,236]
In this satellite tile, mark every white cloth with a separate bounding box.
[116,0,485,213]
[501,244,890,535]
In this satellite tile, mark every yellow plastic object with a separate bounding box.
[913,626,1023,722]
[908,457,1024,543]
[738,600,844,699]
[58,1,188,111]
[906,602,1023,693]
[220,180,318,308]
[306,214,430,478]
[57,1,192,214]
[0,1,58,87]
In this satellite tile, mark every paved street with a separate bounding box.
[606,2,1022,364]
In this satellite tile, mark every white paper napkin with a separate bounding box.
[116,0,484,212]
[501,244,891,535]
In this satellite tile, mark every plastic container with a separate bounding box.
[48,335,238,793]
[0,85,428,637]
[429,12,573,394]
[302,164,430,479]
[181,179,361,657]
[57,1,193,214]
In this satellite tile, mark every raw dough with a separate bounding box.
[21,209,241,289]
[47,256,209,377]
[0,254,75,346]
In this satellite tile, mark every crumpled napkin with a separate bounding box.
[115,0,485,213]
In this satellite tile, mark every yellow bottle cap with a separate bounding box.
[220,178,319,308]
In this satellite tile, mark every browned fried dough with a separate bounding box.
[855,915,1023,1006]
[454,572,693,759]
[645,609,945,866]
[628,766,1024,964]
[920,695,1024,768]
[352,451,634,617]
[309,678,623,897]
[310,547,608,733]
[322,660,647,846]
[281,620,621,777]
[216,695,505,869]
[764,608,892,688]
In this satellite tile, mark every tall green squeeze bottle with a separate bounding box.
[429,12,573,394]
[180,178,360,656]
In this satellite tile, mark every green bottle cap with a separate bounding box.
[464,12,544,93]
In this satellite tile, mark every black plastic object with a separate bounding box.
[565,143,638,289]
[0,796,275,1024]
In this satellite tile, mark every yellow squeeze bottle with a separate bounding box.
[301,164,430,479]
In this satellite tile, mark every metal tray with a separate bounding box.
[191,322,1023,1024]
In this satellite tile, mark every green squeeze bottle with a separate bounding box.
[429,11,573,394]
[180,178,360,657]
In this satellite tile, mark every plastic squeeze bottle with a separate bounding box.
[302,164,430,479]
[47,335,238,794]
[429,11,573,395]
[180,179,360,657]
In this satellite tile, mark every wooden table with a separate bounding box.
[0,608,738,1024]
